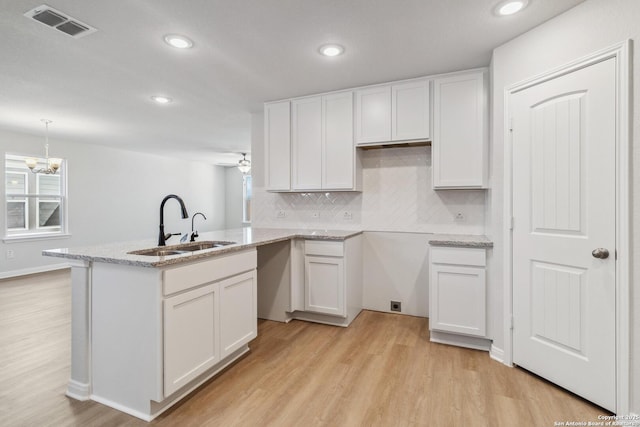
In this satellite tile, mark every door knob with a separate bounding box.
[592,248,610,259]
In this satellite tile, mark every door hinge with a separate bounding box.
[510,217,514,230]
[509,117,514,132]
[510,316,514,330]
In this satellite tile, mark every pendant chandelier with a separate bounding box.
[25,119,62,174]
[237,153,251,174]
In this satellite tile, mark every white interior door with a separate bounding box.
[511,58,616,411]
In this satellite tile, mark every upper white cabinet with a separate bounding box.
[264,68,488,192]
[292,91,358,191]
[322,92,355,189]
[265,101,291,191]
[292,96,322,190]
[392,80,431,141]
[355,86,392,144]
[355,79,430,146]
[432,70,488,189]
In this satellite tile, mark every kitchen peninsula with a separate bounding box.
[43,227,363,421]
[44,227,491,421]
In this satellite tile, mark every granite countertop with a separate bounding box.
[427,234,493,248]
[43,228,493,268]
[42,227,363,268]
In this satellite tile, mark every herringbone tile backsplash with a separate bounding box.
[252,146,486,234]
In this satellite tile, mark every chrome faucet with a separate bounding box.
[158,194,189,246]
[190,212,207,242]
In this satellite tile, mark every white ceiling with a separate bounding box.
[0,0,585,165]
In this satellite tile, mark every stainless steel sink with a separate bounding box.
[128,241,236,256]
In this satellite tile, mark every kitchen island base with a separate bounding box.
[88,249,257,421]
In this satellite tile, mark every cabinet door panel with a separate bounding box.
[164,284,219,397]
[322,92,354,189]
[433,72,487,188]
[355,86,391,144]
[305,256,345,317]
[392,80,430,141]
[292,97,322,190]
[265,101,291,191]
[430,264,486,337]
[219,271,257,359]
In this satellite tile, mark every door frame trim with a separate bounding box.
[503,40,631,414]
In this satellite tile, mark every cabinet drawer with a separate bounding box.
[163,249,257,296]
[430,246,485,267]
[304,240,344,257]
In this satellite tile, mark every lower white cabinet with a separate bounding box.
[219,271,258,358]
[164,283,220,396]
[285,236,363,326]
[429,246,486,337]
[305,255,345,316]
[163,268,257,396]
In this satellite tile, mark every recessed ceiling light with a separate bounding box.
[151,96,172,104]
[496,0,529,16]
[164,34,194,49]
[319,44,345,57]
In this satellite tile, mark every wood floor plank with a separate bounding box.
[0,271,610,427]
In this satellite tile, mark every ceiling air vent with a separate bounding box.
[24,5,97,39]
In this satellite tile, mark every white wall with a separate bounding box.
[224,166,244,229]
[490,0,640,412]
[0,129,227,277]
[362,232,430,316]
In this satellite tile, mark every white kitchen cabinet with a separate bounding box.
[265,101,291,191]
[355,79,430,146]
[305,255,345,316]
[219,270,257,359]
[355,85,391,144]
[280,236,362,327]
[432,70,488,189]
[302,239,353,319]
[322,92,355,189]
[291,92,358,191]
[164,283,219,396]
[292,96,322,190]
[429,246,486,337]
[391,79,430,141]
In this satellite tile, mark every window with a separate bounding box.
[243,175,252,224]
[4,154,67,239]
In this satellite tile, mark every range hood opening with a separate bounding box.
[356,140,431,150]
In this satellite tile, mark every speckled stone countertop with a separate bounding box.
[42,227,363,268]
[427,234,493,248]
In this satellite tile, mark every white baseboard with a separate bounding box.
[490,345,505,363]
[0,263,70,280]
[429,330,491,352]
[66,379,90,401]
[90,395,153,422]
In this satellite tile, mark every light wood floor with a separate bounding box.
[0,270,608,427]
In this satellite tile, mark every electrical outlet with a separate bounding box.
[6,250,15,260]
[454,212,465,221]
[276,210,286,219]
[311,211,320,218]
[390,300,401,312]
[343,211,353,220]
